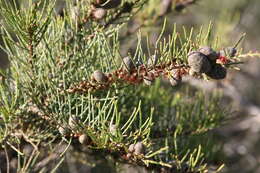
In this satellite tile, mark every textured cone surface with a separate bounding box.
[79,134,88,144]
[188,52,211,73]
[198,46,218,61]
[134,142,145,155]
[206,64,227,80]
[189,68,197,76]
[93,70,108,83]
[122,56,135,71]
[128,144,135,153]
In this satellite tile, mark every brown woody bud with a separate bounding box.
[92,70,108,83]
[188,52,211,73]
[92,8,107,20]
[134,142,145,155]
[206,64,227,80]
[198,46,218,61]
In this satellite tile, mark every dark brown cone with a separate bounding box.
[206,64,227,80]
[188,52,212,73]
[198,46,218,61]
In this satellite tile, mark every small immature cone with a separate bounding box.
[188,51,211,73]
[128,144,135,153]
[96,0,121,9]
[228,47,237,57]
[134,142,145,155]
[198,46,219,61]
[219,47,237,57]
[206,64,227,80]
[79,134,88,144]
[92,8,107,20]
[122,56,135,72]
[92,70,108,84]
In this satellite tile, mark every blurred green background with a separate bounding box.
[181,1,260,172]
